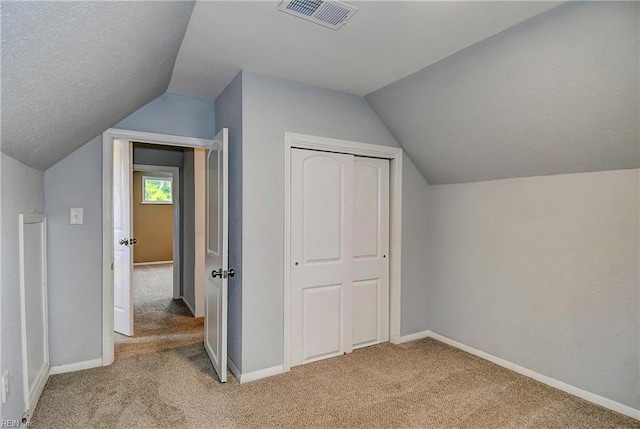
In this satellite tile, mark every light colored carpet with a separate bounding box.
[33,338,638,428]
[115,264,203,359]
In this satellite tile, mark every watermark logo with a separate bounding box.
[1,419,34,427]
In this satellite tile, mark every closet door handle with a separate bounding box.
[212,269,223,278]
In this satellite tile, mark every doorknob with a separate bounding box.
[227,269,235,278]
[119,238,129,246]
[130,238,138,245]
[212,269,223,278]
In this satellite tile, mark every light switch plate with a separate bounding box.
[70,207,83,225]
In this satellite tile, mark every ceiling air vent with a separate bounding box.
[279,0,358,31]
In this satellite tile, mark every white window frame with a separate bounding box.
[141,175,174,205]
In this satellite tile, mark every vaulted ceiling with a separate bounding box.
[168,1,560,99]
[367,1,639,184]
[1,1,195,170]
[3,1,636,185]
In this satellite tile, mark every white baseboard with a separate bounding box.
[228,357,241,382]
[50,358,103,375]
[133,260,173,266]
[226,356,284,384]
[398,330,431,344]
[238,365,285,384]
[204,346,282,384]
[425,331,640,421]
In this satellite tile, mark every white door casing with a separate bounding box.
[290,148,355,366]
[204,128,229,383]
[352,157,390,349]
[113,139,133,336]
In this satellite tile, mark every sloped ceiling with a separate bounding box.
[4,1,634,184]
[168,1,560,99]
[1,1,195,170]
[367,2,639,184]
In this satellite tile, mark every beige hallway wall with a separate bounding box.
[133,171,173,263]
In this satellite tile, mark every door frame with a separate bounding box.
[283,132,403,372]
[132,164,181,300]
[102,129,211,365]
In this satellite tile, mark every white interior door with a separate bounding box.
[290,148,354,367]
[204,128,229,383]
[19,214,49,416]
[352,157,390,348]
[113,139,133,336]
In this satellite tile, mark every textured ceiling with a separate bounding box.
[367,2,639,184]
[168,1,560,99]
[4,1,633,184]
[1,1,195,170]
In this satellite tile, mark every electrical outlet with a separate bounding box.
[1,370,9,404]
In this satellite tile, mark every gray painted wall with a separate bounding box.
[133,144,185,168]
[367,1,639,184]
[0,149,2,425]
[214,73,243,371]
[116,93,216,140]
[182,149,196,313]
[45,137,103,366]
[240,72,430,372]
[44,93,214,366]
[425,169,639,409]
[399,155,430,336]
[1,154,45,421]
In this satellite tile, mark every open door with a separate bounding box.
[204,128,229,382]
[113,139,133,336]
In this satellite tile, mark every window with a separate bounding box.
[142,176,173,204]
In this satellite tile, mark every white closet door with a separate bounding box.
[290,148,354,367]
[352,157,390,349]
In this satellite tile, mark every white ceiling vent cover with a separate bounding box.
[279,0,358,31]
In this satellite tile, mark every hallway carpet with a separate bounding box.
[115,264,203,359]
[33,338,638,428]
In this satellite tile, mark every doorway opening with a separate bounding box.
[102,128,231,384]
[113,149,205,359]
[104,134,208,363]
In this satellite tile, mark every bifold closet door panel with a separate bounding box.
[290,148,354,366]
[353,157,390,348]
